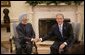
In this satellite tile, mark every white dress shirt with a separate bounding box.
[58,23,67,45]
[58,23,63,37]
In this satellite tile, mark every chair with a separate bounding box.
[9,22,38,54]
[71,22,80,43]
[64,19,81,44]
[64,21,81,54]
[9,22,20,53]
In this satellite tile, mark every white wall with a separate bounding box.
[1,1,33,23]
[32,5,84,38]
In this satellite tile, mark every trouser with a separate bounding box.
[16,47,22,54]
[16,42,33,54]
[50,42,67,54]
[50,46,59,54]
[50,46,67,54]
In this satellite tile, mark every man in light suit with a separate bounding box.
[38,14,74,54]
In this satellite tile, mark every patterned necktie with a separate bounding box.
[59,25,63,37]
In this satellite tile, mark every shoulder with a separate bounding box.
[16,23,22,30]
[64,22,72,27]
[52,24,58,29]
[27,23,32,26]
[27,23,32,25]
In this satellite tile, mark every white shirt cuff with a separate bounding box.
[40,38,42,41]
[64,42,67,45]
[31,38,34,41]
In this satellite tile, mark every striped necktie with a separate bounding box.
[59,25,63,37]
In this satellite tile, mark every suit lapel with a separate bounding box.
[20,23,26,35]
[25,24,30,33]
[63,23,66,36]
[56,24,63,39]
[57,24,61,35]
[57,23,66,40]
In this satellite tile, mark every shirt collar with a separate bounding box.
[58,23,63,27]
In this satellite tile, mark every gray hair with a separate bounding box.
[19,12,27,22]
[56,13,64,19]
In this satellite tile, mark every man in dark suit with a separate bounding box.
[38,14,74,54]
[16,13,36,54]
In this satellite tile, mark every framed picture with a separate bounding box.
[1,1,11,7]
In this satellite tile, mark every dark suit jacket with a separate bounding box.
[42,22,74,49]
[16,23,35,46]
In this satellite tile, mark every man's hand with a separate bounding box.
[59,43,66,49]
[31,37,42,43]
[59,43,66,53]
[39,38,42,42]
[32,38,38,42]
[31,38,41,42]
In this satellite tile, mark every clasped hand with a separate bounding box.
[59,43,66,53]
[32,38,42,42]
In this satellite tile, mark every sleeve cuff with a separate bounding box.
[64,42,67,45]
[40,38,42,41]
[31,38,34,41]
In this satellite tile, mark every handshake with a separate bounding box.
[31,38,42,42]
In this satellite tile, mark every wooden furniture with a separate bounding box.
[36,41,54,54]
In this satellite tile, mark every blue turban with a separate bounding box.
[19,13,27,22]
